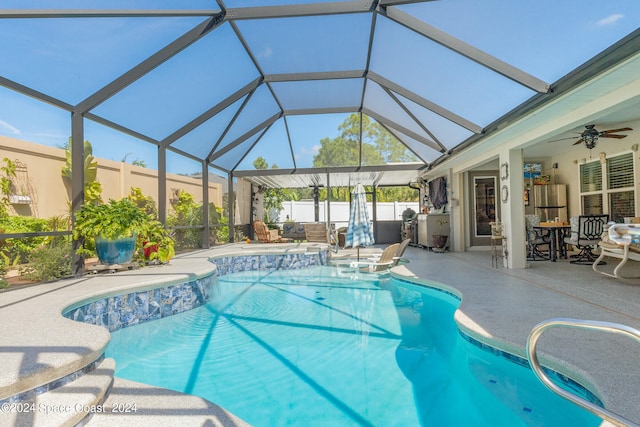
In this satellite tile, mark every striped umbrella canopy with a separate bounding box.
[345,184,374,259]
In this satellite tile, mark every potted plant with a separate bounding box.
[431,217,449,252]
[138,218,175,264]
[73,198,148,265]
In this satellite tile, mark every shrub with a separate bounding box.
[21,241,73,282]
[0,216,48,265]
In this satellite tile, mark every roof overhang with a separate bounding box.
[233,163,425,189]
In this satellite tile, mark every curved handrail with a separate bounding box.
[526,318,640,427]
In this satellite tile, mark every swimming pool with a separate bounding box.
[105,266,601,426]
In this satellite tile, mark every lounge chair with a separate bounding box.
[593,223,640,279]
[394,238,411,265]
[253,220,292,243]
[351,242,401,272]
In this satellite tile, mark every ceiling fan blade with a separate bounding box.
[601,133,627,139]
[572,138,584,146]
[602,127,632,133]
[546,137,578,143]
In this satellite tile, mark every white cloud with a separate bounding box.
[257,46,273,59]
[597,13,624,26]
[0,120,21,135]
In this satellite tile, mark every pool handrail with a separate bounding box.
[526,318,640,427]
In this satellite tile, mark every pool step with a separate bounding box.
[87,377,251,427]
[9,358,114,427]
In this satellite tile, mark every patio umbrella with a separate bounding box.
[345,183,375,260]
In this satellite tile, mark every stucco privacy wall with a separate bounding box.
[0,136,223,219]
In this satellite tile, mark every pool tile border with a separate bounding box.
[64,276,214,332]
[0,355,105,406]
[12,250,329,410]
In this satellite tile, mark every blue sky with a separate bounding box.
[1,1,639,175]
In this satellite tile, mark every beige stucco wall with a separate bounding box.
[0,136,223,220]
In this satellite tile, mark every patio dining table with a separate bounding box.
[534,222,571,262]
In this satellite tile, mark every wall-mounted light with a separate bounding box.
[631,144,639,152]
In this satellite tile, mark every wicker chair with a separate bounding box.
[253,220,292,243]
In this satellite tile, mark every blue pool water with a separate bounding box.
[106,266,601,426]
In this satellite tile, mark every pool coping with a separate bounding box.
[0,243,625,425]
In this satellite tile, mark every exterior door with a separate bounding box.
[469,172,499,246]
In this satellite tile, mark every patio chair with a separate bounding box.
[304,222,330,243]
[365,238,411,267]
[394,238,411,265]
[563,214,608,265]
[253,220,292,243]
[351,243,400,272]
[594,223,640,279]
[525,214,550,261]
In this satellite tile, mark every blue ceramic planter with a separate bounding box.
[95,236,137,265]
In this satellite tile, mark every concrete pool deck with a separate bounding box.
[0,242,638,426]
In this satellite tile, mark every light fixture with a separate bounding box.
[583,126,599,149]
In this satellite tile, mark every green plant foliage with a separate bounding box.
[137,218,175,264]
[127,187,158,218]
[61,138,103,206]
[0,158,16,218]
[167,190,226,250]
[0,215,49,265]
[73,198,149,243]
[253,158,299,222]
[21,241,72,282]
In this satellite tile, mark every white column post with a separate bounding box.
[500,148,526,268]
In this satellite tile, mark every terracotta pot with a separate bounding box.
[432,235,448,249]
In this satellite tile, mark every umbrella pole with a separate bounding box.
[357,246,360,261]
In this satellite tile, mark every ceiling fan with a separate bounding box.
[570,124,633,149]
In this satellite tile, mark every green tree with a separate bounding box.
[253,157,299,222]
[313,114,418,168]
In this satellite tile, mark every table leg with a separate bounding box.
[550,230,557,262]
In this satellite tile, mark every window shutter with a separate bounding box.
[609,191,634,223]
[582,194,603,215]
[580,161,602,192]
[607,153,634,189]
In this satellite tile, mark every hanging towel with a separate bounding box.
[429,177,448,210]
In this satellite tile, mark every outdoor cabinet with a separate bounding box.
[417,213,449,248]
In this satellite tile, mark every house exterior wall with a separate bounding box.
[0,136,223,220]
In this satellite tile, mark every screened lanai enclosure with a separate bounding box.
[1,1,640,275]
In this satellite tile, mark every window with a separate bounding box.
[579,152,635,221]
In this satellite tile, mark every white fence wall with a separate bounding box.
[278,201,419,228]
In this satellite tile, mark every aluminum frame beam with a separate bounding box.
[362,107,441,151]
[283,106,359,115]
[223,1,376,21]
[379,6,551,94]
[367,71,483,133]
[209,112,282,162]
[264,70,366,82]
[160,77,262,148]
[377,121,434,165]
[381,84,446,151]
[75,13,226,113]
[0,76,73,111]
[0,9,220,18]
[233,162,423,178]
